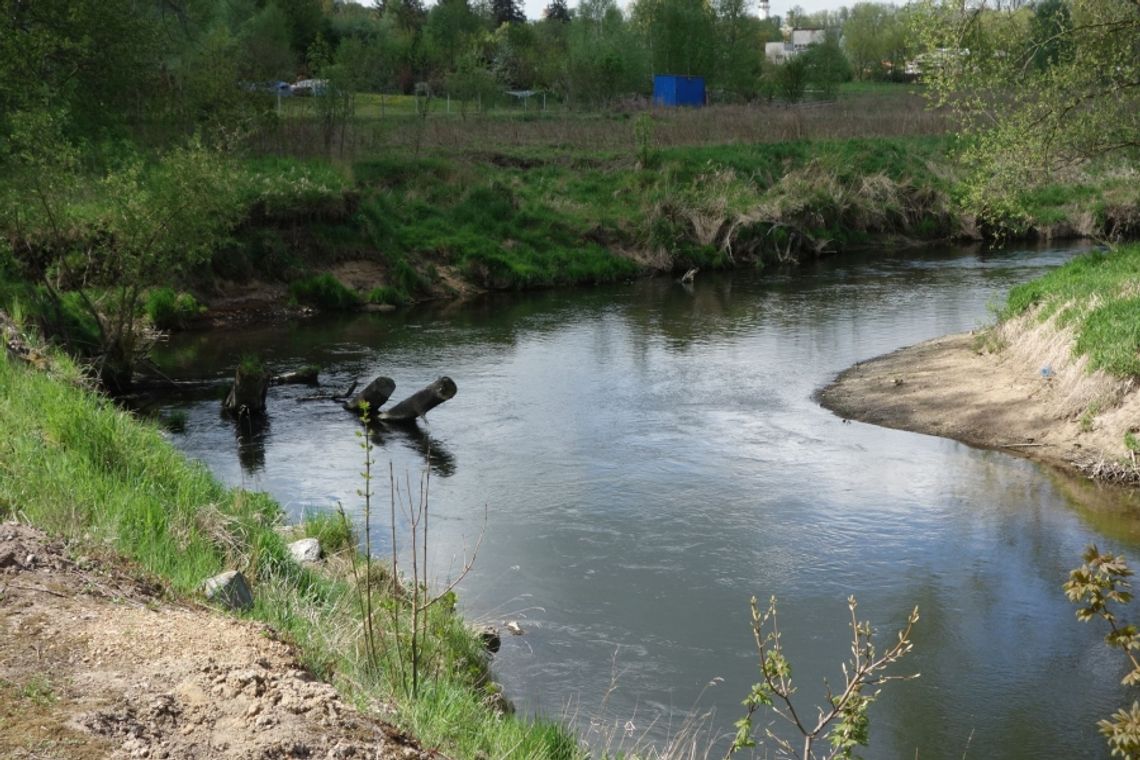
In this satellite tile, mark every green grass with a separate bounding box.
[0,345,581,759]
[1001,243,1140,377]
[288,273,361,311]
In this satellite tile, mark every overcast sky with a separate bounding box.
[520,0,842,21]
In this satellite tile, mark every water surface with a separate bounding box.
[153,243,1139,758]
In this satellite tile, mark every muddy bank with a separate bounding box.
[818,329,1140,487]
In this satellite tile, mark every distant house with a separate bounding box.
[765,28,828,64]
[653,75,706,108]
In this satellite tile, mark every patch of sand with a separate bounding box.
[818,330,1140,486]
[0,524,434,759]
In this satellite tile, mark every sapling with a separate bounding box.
[727,595,919,760]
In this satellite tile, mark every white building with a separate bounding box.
[764,28,827,64]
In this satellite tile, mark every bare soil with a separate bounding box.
[818,330,1140,486]
[0,523,434,760]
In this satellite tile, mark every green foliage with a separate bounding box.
[913,0,1140,226]
[1001,245,1140,378]
[289,273,361,311]
[633,113,655,167]
[299,511,356,554]
[0,343,580,758]
[145,288,203,331]
[728,595,919,759]
[1065,546,1140,757]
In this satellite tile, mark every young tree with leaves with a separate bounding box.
[913,0,1140,227]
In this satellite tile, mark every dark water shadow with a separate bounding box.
[228,411,270,474]
[367,418,457,478]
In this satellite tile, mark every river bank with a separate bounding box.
[0,522,433,759]
[0,316,580,760]
[820,245,1140,489]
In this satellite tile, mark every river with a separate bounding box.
[150,242,1140,758]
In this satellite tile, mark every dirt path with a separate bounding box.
[818,331,1140,485]
[0,524,433,760]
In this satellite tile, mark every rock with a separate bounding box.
[361,303,396,313]
[505,620,524,636]
[288,538,321,564]
[473,624,501,654]
[345,376,396,417]
[203,570,254,611]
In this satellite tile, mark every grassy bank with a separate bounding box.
[1000,243,1140,378]
[0,331,580,759]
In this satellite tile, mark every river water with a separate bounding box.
[151,243,1140,758]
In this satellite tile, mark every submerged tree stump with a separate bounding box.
[345,376,396,416]
[380,377,457,422]
[223,364,270,416]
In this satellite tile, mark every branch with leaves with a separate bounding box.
[1065,545,1140,758]
[727,595,920,760]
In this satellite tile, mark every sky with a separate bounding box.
[521,0,842,21]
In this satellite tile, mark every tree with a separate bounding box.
[632,0,716,77]
[913,0,1140,227]
[544,0,572,23]
[843,3,898,81]
[492,0,526,27]
[800,37,852,98]
[2,120,242,390]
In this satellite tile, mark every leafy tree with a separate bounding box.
[238,3,296,82]
[715,0,766,98]
[801,37,853,98]
[492,0,526,27]
[844,3,899,81]
[544,0,572,23]
[1029,0,1072,70]
[425,0,485,74]
[2,119,242,390]
[632,0,716,77]
[913,0,1140,227]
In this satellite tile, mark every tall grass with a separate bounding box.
[1001,244,1140,377]
[0,341,581,759]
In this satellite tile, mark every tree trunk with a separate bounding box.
[223,365,270,416]
[345,376,396,417]
[380,377,457,422]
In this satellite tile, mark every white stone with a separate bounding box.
[288,538,322,564]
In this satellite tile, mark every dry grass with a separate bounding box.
[996,307,1131,421]
[252,90,952,159]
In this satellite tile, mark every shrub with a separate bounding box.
[288,273,360,311]
[145,288,203,331]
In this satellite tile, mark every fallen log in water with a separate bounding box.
[344,376,396,415]
[379,377,457,422]
[273,366,320,385]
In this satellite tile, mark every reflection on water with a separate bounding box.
[151,242,1138,758]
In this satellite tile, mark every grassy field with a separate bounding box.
[0,338,580,759]
[1001,243,1140,378]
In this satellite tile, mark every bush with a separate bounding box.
[145,288,202,331]
[288,273,360,311]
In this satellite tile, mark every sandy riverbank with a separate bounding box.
[818,324,1140,487]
